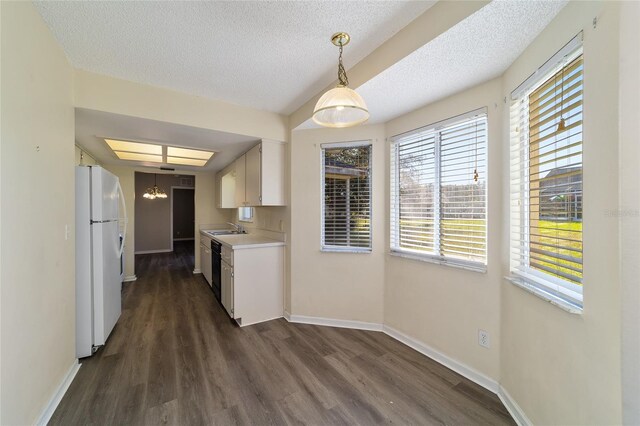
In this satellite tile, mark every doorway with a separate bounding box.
[171,187,195,251]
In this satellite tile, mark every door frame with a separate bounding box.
[170,186,195,251]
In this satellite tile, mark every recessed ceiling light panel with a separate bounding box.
[166,157,208,167]
[114,152,163,163]
[105,139,162,155]
[167,146,214,160]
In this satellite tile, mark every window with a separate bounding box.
[238,207,253,222]
[390,109,487,270]
[321,142,372,252]
[510,35,583,309]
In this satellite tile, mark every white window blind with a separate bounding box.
[510,43,583,307]
[391,109,487,268]
[321,142,372,252]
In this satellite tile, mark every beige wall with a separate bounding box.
[134,172,194,253]
[290,125,386,324]
[0,2,76,424]
[74,70,289,142]
[619,2,640,423]
[105,166,230,278]
[383,78,503,381]
[500,2,621,424]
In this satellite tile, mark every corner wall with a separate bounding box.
[290,125,386,324]
[500,2,622,424]
[0,2,76,423]
[383,78,504,383]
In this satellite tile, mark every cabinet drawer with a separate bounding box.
[200,233,212,247]
[221,246,233,266]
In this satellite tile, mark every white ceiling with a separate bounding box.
[35,0,434,115]
[298,0,568,129]
[75,108,259,173]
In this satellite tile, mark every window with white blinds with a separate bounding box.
[321,142,372,252]
[510,39,583,308]
[390,109,487,269]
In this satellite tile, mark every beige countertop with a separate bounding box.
[200,230,285,250]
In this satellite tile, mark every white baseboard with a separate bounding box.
[383,325,499,394]
[283,310,291,321]
[134,249,172,254]
[123,275,137,282]
[498,385,532,426]
[36,361,81,426]
[287,313,383,332]
[193,268,202,274]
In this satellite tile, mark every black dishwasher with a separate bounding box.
[211,240,222,302]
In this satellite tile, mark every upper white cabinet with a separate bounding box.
[217,162,237,209]
[217,139,286,208]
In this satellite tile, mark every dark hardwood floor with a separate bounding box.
[50,241,514,425]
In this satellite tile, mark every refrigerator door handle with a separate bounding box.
[117,180,128,258]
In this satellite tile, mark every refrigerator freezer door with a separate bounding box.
[75,166,93,358]
[91,166,119,222]
[92,220,122,346]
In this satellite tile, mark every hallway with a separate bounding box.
[50,243,513,425]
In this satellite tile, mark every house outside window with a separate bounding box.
[390,108,488,271]
[509,34,584,310]
[321,142,372,252]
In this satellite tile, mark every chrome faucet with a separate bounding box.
[226,222,245,234]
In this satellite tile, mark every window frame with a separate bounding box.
[390,108,488,271]
[320,141,373,253]
[508,33,584,311]
[238,206,254,222]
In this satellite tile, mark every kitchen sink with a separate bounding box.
[204,229,245,236]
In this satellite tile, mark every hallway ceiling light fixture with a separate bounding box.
[312,32,369,128]
[104,139,215,167]
[143,174,168,200]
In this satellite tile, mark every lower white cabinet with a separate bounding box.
[200,243,212,286]
[219,244,284,326]
[221,259,234,317]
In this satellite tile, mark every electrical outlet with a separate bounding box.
[478,329,490,348]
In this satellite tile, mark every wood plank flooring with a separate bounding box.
[50,241,514,425]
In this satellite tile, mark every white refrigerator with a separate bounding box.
[75,166,127,358]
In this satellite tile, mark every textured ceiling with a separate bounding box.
[35,0,433,115]
[352,0,568,125]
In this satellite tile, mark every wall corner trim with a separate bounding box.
[498,385,533,426]
[123,275,137,282]
[287,314,384,332]
[382,325,499,394]
[36,361,81,426]
[283,310,291,321]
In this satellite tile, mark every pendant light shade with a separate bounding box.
[313,32,369,128]
[313,86,369,128]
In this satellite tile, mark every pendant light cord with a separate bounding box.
[337,42,349,87]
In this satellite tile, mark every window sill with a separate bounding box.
[321,247,371,254]
[505,276,583,314]
[389,250,487,273]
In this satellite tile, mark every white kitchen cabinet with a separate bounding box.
[219,244,283,326]
[221,259,234,317]
[234,154,246,207]
[200,242,212,286]
[216,162,238,209]
[245,144,261,206]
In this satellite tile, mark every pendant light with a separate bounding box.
[313,32,369,128]
[143,174,167,200]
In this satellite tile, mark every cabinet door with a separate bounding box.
[245,144,261,206]
[234,155,246,207]
[215,173,222,208]
[259,139,286,206]
[200,244,208,281]
[221,262,234,318]
[204,247,212,285]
